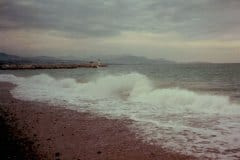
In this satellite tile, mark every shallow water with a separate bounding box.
[1,63,240,159]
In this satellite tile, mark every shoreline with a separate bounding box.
[0,82,195,160]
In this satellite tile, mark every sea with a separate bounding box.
[1,63,240,159]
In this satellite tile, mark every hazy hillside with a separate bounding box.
[0,53,21,61]
[102,55,173,65]
[0,53,85,64]
[0,52,173,65]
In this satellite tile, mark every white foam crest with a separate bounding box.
[129,87,239,115]
[0,74,21,84]
[1,73,240,159]
[3,73,237,115]
[76,73,151,99]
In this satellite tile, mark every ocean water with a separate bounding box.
[1,63,240,159]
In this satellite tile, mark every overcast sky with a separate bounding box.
[0,0,240,62]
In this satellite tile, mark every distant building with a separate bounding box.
[97,59,101,66]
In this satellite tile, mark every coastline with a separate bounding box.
[0,82,195,160]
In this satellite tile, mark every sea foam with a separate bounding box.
[1,73,240,159]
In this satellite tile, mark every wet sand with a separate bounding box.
[0,82,195,160]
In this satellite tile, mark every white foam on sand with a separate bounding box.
[1,73,240,159]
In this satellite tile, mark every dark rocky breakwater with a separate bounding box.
[0,63,107,70]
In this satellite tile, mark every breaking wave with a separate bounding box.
[1,73,240,159]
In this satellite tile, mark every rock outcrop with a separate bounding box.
[0,63,107,70]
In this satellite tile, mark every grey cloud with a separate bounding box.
[1,0,240,39]
[144,0,240,39]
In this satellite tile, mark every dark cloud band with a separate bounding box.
[0,0,240,39]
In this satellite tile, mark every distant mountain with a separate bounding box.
[0,52,85,64]
[103,55,173,65]
[76,55,173,64]
[0,52,21,62]
[0,52,173,65]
